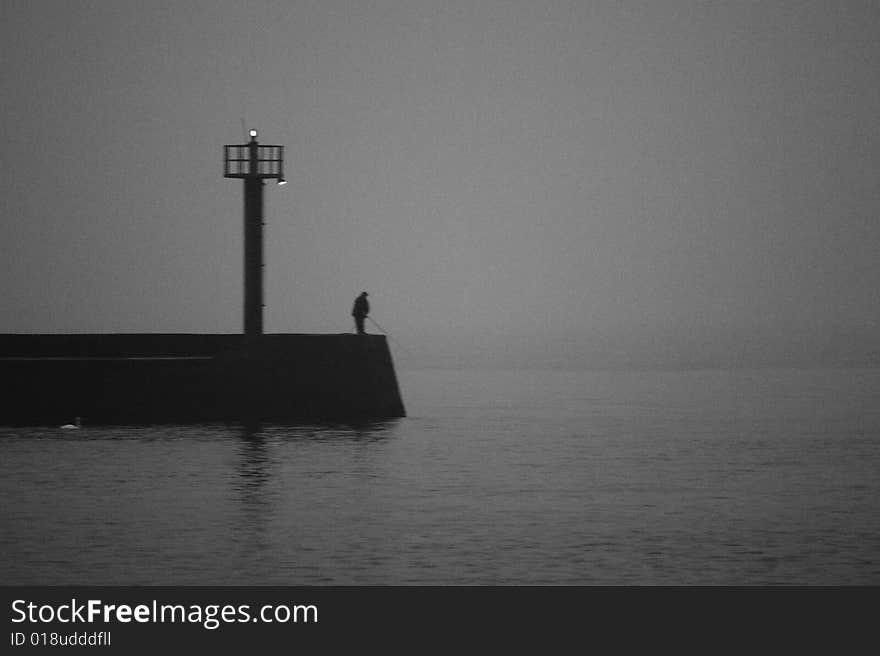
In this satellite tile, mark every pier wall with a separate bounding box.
[0,334,405,425]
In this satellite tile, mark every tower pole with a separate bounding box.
[244,134,264,340]
[224,129,284,347]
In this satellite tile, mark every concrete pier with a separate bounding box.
[0,334,405,425]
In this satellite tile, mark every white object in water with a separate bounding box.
[60,417,81,430]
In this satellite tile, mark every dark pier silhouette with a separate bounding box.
[0,131,405,425]
[0,333,405,425]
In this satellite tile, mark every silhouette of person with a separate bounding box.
[352,292,369,335]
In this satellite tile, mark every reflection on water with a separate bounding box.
[231,420,401,557]
[1,368,879,584]
[235,426,271,555]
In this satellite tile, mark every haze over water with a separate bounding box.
[2,366,878,585]
[2,2,879,371]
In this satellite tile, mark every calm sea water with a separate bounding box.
[1,366,878,585]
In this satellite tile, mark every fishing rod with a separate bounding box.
[367,316,390,334]
[367,317,415,358]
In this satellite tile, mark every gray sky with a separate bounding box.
[2,1,878,368]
